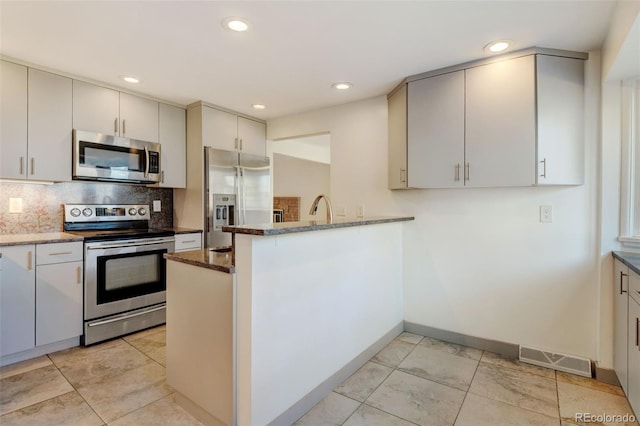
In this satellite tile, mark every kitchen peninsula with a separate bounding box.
[164,216,413,426]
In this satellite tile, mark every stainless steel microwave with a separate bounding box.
[73,129,161,184]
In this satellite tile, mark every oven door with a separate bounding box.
[84,237,174,320]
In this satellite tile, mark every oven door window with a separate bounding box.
[96,249,166,304]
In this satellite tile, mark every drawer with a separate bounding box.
[37,242,83,265]
[175,233,202,252]
[630,269,640,305]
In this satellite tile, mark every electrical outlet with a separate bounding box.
[336,205,346,216]
[9,198,22,214]
[356,204,365,218]
[153,200,161,212]
[540,205,552,223]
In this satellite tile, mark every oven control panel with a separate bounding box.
[64,204,151,222]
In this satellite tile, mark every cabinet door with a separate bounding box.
[465,55,536,187]
[628,296,640,415]
[536,55,585,185]
[238,117,266,156]
[388,84,408,189]
[72,80,119,136]
[202,106,237,151]
[408,71,464,188]
[36,261,83,346]
[159,103,186,188]
[614,259,629,394]
[28,69,73,182]
[119,92,159,142]
[0,61,28,179]
[0,245,35,356]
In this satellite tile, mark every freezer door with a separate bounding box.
[238,153,271,225]
[205,148,239,248]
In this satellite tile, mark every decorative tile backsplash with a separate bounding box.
[0,181,173,234]
[273,196,300,222]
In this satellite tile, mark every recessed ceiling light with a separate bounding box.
[484,40,513,54]
[120,75,140,84]
[222,17,250,32]
[332,82,353,90]
[252,104,266,110]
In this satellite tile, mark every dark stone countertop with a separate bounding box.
[613,251,640,276]
[222,216,414,236]
[155,227,203,235]
[165,248,234,274]
[0,232,84,247]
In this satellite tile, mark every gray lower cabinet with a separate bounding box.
[0,245,35,356]
[615,259,630,394]
[0,242,83,359]
[614,258,640,416]
[629,273,640,415]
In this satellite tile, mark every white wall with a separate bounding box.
[273,153,330,221]
[235,223,403,425]
[267,58,601,361]
[271,134,331,164]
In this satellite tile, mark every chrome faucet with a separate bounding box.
[309,194,334,223]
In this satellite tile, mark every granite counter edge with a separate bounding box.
[222,216,415,236]
[613,251,640,276]
[165,252,234,274]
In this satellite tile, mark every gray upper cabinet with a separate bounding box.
[387,84,407,189]
[0,61,28,179]
[72,80,120,136]
[202,105,266,156]
[28,69,73,182]
[159,103,186,188]
[119,92,159,142]
[0,61,72,182]
[388,49,586,189]
[408,70,465,188]
[73,80,159,142]
[465,55,536,188]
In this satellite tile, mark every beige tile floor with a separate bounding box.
[1,327,638,426]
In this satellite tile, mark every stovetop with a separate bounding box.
[64,228,175,242]
[63,203,175,242]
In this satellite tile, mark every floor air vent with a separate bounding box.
[519,346,591,377]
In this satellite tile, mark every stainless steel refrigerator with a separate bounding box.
[204,147,271,248]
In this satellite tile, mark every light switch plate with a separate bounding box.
[153,200,161,212]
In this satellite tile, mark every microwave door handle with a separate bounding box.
[144,147,149,178]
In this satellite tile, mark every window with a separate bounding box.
[620,78,640,240]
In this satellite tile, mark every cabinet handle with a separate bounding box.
[114,118,119,134]
[181,239,196,244]
[540,158,547,178]
[234,137,238,150]
[621,272,628,294]
[455,164,461,181]
[161,171,165,183]
[30,158,35,175]
[239,139,243,151]
[122,119,126,135]
[465,163,470,181]
[77,266,82,284]
[636,317,639,348]
[19,156,24,175]
[48,251,72,256]
[400,168,406,183]
[27,251,32,271]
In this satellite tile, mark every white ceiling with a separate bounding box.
[0,1,616,120]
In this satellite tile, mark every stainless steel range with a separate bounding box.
[63,204,175,345]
